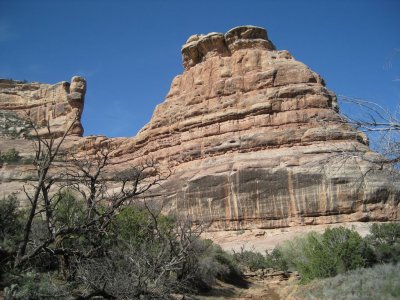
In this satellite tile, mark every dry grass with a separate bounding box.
[294,263,400,300]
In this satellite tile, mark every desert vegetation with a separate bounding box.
[294,262,400,300]
[0,148,20,164]
[0,118,246,299]
[2,197,399,299]
[226,223,400,299]
[0,194,245,299]
[232,224,399,279]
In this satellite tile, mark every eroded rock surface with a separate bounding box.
[0,76,85,138]
[0,26,399,230]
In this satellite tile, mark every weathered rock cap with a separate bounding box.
[67,76,86,108]
[225,25,275,52]
[70,76,86,94]
[181,25,276,70]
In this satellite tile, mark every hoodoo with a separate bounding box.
[0,26,399,230]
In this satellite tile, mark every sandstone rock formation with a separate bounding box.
[117,26,399,229]
[0,26,399,230]
[0,76,86,200]
[0,76,85,138]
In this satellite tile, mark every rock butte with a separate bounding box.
[0,25,399,231]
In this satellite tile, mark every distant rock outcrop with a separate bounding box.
[0,76,85,138]
[0,26,399,230]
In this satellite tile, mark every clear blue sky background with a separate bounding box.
[1,0,399,137]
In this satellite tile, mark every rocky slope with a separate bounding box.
[1,26,399,230]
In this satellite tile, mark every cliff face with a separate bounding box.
[124,26,398,229]
[0,76,86,138]
[0,76,87,200]
[1,26,399,230]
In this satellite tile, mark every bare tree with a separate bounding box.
[338,95,400,169]
[65,146,167,227]
[76,207,208,299]
[15,116,78,267]
[7,113,224,299]
[14,115,169,272]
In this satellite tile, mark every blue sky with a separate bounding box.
[1,0,399,137]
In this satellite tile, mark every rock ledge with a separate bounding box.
[182,25,276,70]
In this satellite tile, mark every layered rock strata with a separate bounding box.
[0,26,399,230]
[0,76,86,138]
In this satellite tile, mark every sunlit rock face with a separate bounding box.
[127,25,399,229]
[1,26,399,230]
[0,76,86,200]
[0,76,86,138]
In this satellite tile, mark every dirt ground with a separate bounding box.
[195,274,301,300]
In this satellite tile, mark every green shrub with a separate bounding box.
[53,190,85,229]
[77,207,242,296]
[265,248,289,272]
[233,247,270,271]
[2,198,244,298]
[0,149,20,163]
[278,227,375,283]
[190,240,230,287]
[4,272,73,300]
[111,205,175,246]
[366,222,400,264]
[0,195,23,280]
[0,194,22,242]
[194,240,242,286]
[214,245,242,280]
[288,232,338,281]
[232,247,290,272]
[322,227,375,272]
